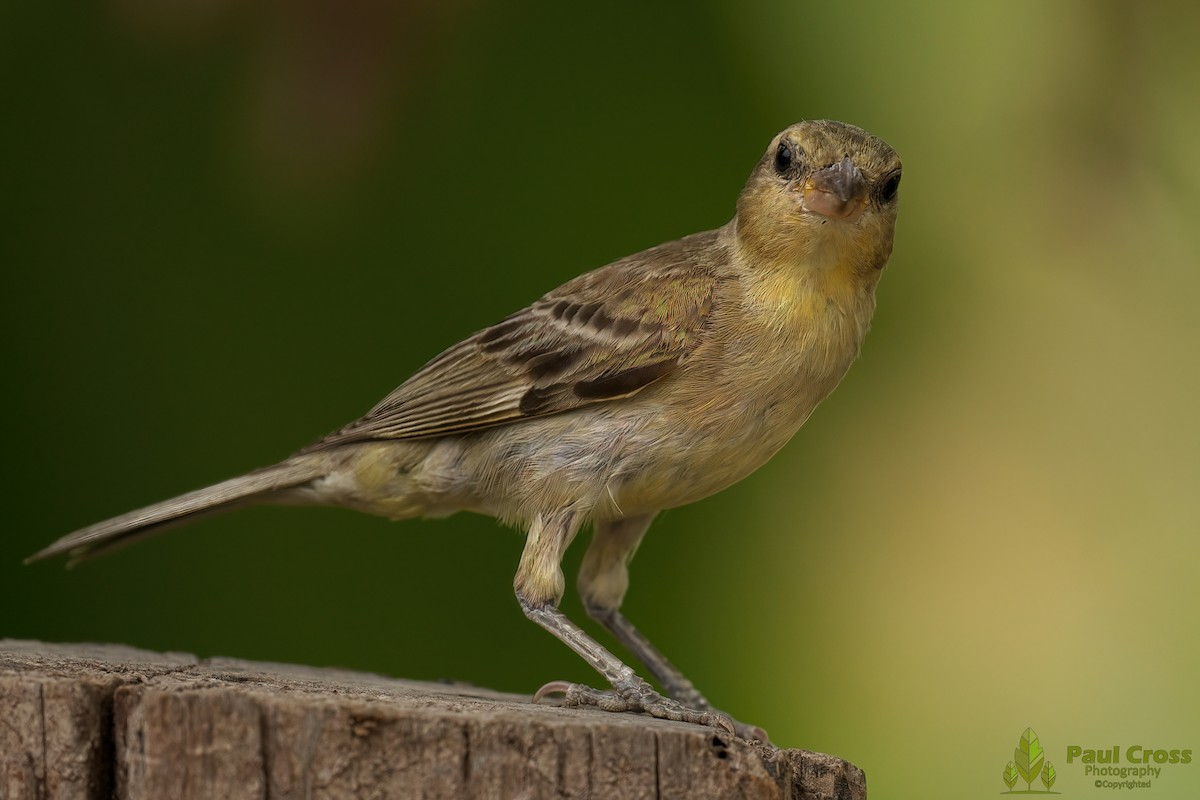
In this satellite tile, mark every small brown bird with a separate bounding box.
[30,120,902,741]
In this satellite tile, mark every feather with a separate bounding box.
[305,231,721,450]
[26,458,326,564]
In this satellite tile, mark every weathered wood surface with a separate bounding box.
[0,640,866,800]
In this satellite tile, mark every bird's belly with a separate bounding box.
[609,413,805,514]
[435,359,849,525]
[606,373,839,516]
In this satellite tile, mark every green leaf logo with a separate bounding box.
[1003,761,1019,790]
[1042,761,1057,791]
[1000,727,1057,794]
[1014,727,1045,791]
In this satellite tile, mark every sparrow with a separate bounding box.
[30,119,902,742]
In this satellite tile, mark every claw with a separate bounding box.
[531,678,765,742]
[709,714,736,737]
[532,680,573,704]
[544,679,731,735]
[741,723,771,744]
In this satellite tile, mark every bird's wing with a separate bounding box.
[305,232,720,449]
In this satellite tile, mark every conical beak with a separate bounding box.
[801,156,868,222]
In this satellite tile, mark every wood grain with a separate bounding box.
[0,640,866,800]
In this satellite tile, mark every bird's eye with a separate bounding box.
[774,141,796,175]
[879,170,901,202]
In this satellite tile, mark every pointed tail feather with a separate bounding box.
[27,458,327,566]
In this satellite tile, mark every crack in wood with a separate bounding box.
[1,640,866,800]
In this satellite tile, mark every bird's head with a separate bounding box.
[735,120,902,276]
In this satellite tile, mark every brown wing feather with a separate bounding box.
[305,231,721,450]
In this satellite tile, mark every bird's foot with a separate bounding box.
[730,719,771,745]
[534,678,740,738]
[660,688,771,743]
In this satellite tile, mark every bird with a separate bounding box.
[29,119,902,742]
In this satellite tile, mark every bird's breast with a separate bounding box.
[604,278,875,516]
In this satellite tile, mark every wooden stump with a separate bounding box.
[0,640,866,800]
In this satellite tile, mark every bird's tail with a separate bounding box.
[26,457,327,566]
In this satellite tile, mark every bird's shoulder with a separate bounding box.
[304,228,731,450]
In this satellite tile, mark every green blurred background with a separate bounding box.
[4,1,1198,796]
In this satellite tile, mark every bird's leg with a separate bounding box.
[575,514,770,743]
[580,605,767,743]
[585,605,709,710]
[515,511,733,735]
[520,600,732,734]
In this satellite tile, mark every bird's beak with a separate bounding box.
[800,156,868,222]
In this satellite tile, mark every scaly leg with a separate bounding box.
[575,514,769,742]
[515,510,733,735]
